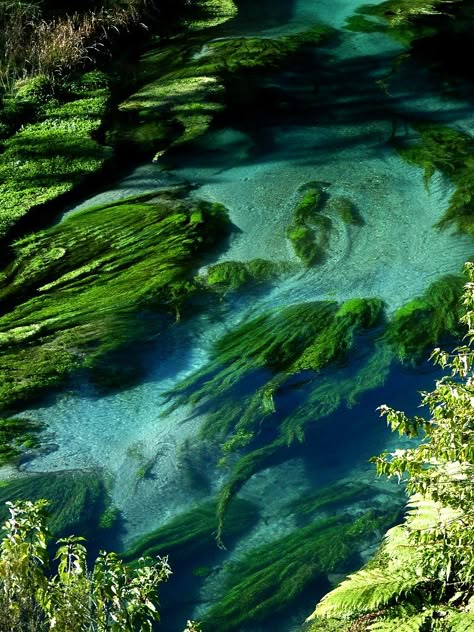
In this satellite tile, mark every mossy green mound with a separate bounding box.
[201,510,395,631]
[0,192,230,412]
[396,122,474,235]
[0,72,110,240]
[165,297,384,537]
[287,182,331,266]
[386,274,465,362]
[327,197,364,226]
[121,497,258,565]
[0,470,116,540]
[0,417,42,465]
[201,259,292,292]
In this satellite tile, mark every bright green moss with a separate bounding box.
[386,274,464,362]
[0,470,113,539]
[202,510,394,631]
[202,259,291,292]
[287,183,332,266]
[121,498,258,565]
[0,192,230,411]
[117,25,332,155]
[396,123,474,235]
[0,417,42,465]
[0,76,110,240]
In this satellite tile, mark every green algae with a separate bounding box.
[201,511,395,631]
[286,182,333,266]
[0,470,114,540]
[395,122,474,235]
[386,274,465,362]
[121,498,258,565]
[327,197,364,226]
[117,25,332,157]
[165,298,384,538]
[0,192,230,412]
[201,259,292,293]
[0,72,111,241]
[286,482,374,518]
[0,417,42,465]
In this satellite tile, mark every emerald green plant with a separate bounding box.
[0,74,110,240]
[202,511,396,631]
[121,498,258,565]
[308,262,474,630]
[0,417,42,465]
[0,191,229,412]
[201,259,291,293]
[165,298,384,538]
[386,274,465,362]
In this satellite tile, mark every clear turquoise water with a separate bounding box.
[16,1,474,629]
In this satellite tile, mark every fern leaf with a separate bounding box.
[445,611,474,631]
[369,609,432,632]
[309,567,425,619]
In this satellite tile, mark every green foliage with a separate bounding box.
[385,274,465,362]
[202,511,394,631]
[309,262,474,631]
[0,500,170,631]
[121,498,258,565]
[396,123,474,235]
[328,196,364,226]
[286,481,374,517]
[0,470,115,540]
[0,191,229,412]
[0,75,110,240]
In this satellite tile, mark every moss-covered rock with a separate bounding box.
[0,417,42,465]
[386,274,465,362]
[0,191,230,411]
[327,197,364,226]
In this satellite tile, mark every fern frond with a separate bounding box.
[445,610,474,631]
[309,567,425,619]
[369,608,432,632]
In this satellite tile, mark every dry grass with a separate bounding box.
[0,0,153,90]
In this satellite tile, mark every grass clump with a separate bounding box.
[121,498,258,565]
[0,73,110,240]
[386,274,465,362]
[395,122,474,235]
[0,191,230,411]
[201,511,394,631]
[286,482,374,517]
[327,197,364,225]
[286,182,332,266]
[0,470,114,541]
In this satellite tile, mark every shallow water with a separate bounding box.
[15,0,474,630]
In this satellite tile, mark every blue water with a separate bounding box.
[11,0,474,629]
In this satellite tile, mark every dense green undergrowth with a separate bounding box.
[0,191,229,415]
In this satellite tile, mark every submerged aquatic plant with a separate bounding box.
[386,274,465,362]
[165,297,384,538]
[0,191,230,412]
